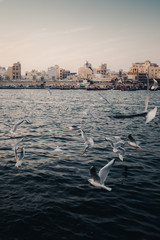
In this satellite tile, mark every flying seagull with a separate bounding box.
[88,159,115,191]
[79,129,94,153]
[15,147,25,168]
[105,137,125,152]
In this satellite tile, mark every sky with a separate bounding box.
[0,0,160,74]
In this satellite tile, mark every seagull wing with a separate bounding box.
[98,159,115,185]
[118,147,125,161]
[99,93,110,104]
[151,79,158,90]
[12,120,24,132]
[145,107,157,124]
[88,137,94,147]
[80,129,89,144]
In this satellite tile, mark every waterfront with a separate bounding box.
[0,89,160,240]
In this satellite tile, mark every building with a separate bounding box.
[25,69,48,81]
[78,67,92,79]
[48,66,58,80]
[129,60,160,79]
[127,72,138,82]
[78,61,93,79]
[97,64,107,76]
[60,69,70,80]
[8,62,21,80]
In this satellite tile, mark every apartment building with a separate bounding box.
[129,60,160,79]
[97,64,107,76]
[8,62,21,80]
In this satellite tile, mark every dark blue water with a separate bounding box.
[0,89,160,240]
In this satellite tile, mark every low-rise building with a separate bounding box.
[129,60,160,79]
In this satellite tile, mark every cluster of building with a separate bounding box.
[0,60,160,90]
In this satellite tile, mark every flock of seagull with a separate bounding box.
[1,78,159,192]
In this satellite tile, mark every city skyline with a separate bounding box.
[0,0,160,74]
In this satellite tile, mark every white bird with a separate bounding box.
[145,106,158,124]
[151,79,158,90]
[127,134,141,149]
[79,129,94,153]
[15,147,25,168]
[88,158,115,191]
[105,137,125,152]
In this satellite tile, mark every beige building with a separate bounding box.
[8,62,21,80]
[129,60,160,79]
[78,67,92,79]
[97,64,107,76]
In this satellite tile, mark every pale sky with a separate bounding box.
[0,0,160,74]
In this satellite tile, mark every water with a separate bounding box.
[0,89,160,240]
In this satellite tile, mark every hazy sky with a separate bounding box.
[0,0,160,74]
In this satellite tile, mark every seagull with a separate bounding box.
[88,158,115,191]
[145,107,158,124]
[151,79,158,90]
[105,137,125,152]
[15,147,25,168]
[127,134,141,149]
[79,129,94,153]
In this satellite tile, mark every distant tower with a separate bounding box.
[84,61,93,72]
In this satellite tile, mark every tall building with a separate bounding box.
[8,62,21,80]
[97,64,107,75]
[129,60,160,79]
